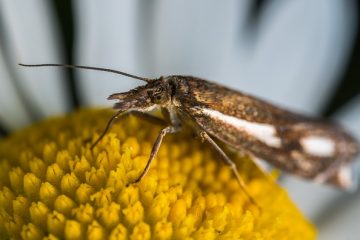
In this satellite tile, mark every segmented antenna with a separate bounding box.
[19,63,154,83]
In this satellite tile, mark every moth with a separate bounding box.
[20,63,359,205]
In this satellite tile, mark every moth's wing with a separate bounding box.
[173,76,359,189]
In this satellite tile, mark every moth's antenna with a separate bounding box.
[18,63,154,83]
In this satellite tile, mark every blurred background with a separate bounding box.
[0,1,359,239]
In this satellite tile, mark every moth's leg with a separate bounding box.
[91,110,124,149]
[91,110,167,149]
[130,111,168,126]
[199,131,260,209]
[128,125,180,185]
[161,108,171,123]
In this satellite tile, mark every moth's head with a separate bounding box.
[108,77,173,111]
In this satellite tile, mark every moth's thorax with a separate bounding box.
[165,75,193,107]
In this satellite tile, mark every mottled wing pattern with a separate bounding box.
[171,76,359,186]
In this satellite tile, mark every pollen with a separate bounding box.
[0,109,316,239]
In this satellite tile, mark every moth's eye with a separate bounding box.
[152,94,163,103]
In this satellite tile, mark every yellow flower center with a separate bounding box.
[0,109,316,239]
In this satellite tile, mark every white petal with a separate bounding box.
[0,0,68,119]
[74,0,140,106]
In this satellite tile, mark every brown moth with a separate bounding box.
[20,63,359,205]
